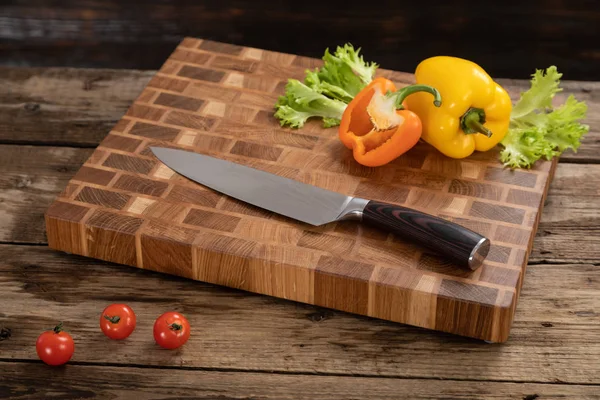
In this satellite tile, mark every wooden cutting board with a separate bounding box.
[45,37,557,343]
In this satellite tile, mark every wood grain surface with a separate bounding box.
[0,65,598,399]
[2,361,599,400]
[41,37,561,343]
[1,243,599,384]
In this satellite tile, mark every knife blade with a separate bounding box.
[151,147,490,270]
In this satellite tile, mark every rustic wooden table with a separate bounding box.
[1,67,599,399]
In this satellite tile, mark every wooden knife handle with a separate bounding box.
[361,200,490,270]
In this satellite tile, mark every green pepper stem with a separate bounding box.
[388,84,442,109]
[461,107,493,137]
[467,119,493,138]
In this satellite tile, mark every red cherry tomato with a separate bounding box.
[36,323,75,366]
[100,303,136,340]
[153,311,190,349]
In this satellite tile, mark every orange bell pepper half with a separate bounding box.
[339,77,442,167]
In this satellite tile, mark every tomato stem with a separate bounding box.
[104,315,121,324]
[169,322,182,331]
[53,322,63,334]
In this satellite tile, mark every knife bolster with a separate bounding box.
[336,197,369,222]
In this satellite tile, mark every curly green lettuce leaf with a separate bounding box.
[305,43,378,100]
[500,128,552,169]
[274,42,378,129]
[323,117,342,128]
[332,43,378,86]
[274,79,346,128]
[510,65,563,120]
[499,66,589,168]
[315,48,367,98]
[305,68,354,103]
[543,95,589,154]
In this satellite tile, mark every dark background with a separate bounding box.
[1,0,599,81]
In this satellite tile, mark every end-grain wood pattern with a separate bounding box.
[44,37,557,343]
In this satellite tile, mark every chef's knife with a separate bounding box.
[151,147,490,270]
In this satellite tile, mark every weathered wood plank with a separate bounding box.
[530,162,600,262]
[1,362,599,400]
[0,244,598,383]
[0,145,93,243]
[0,67,598,163]
[0,67,152,146]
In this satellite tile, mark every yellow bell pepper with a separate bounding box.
[403,56,512,159]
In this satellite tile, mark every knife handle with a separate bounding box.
[361,200,490,270]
